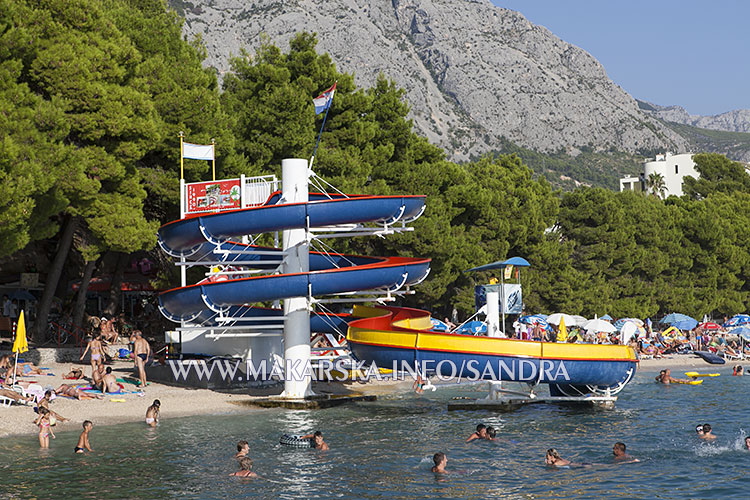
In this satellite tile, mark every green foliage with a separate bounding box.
[682,153,750,200]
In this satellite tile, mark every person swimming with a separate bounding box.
[236,440,250,459]
[545,448,571,467]
[699,424,716,441]
[655,369,690,384]
[299,431,328,451]
[230,457,258,478]
[612,442,639,463]
[466,424,487,442]
[745,437,750,450]
[485,426,497,441]
[431,452,448,473]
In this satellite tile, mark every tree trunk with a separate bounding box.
[34,217,77,342]
[73,258,97,333]
[104,252,126,317]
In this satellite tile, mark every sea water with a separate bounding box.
[1,369,748,499]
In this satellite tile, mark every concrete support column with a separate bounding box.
[280,159,312,398]
[486,287,501,338]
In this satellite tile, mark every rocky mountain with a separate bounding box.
[169,0,688,162]
[638,100,750,134]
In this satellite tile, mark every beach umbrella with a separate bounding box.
[11,310,28,385]
[698,322,722,331]
[600,314,613,321]
[729,325,750,342]
[583,318,617,333]
[571,315,588,326]
[557,317,568,342]
[613,318,642,331]
[430,318,449,332]
[455,320,487,336]
[620,321,646,343]
[9,289,37,302]
[660,313,698,330]
[547,313,575,326]
[520,314,549,329]
[723,314,750,328]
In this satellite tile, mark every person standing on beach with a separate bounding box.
[133,330,151,388]
[80,334,105,377]
[75,421,93,453]
[145,399,160,427]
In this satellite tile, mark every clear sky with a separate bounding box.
[491,0,750,116]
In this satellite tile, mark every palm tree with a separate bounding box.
[646,172,667,199]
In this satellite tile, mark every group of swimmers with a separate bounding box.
[430,424,640,473]
[229,431,329,479]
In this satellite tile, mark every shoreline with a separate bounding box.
[2,355,744,439]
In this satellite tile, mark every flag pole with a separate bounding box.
[179,131,185,180]
[310,81,337,171]
[211,138,216,181]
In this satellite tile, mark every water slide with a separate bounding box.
[157,191,431,324]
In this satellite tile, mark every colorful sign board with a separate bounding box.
[186,179,241,213]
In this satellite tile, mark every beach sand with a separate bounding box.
[2,354,745,439]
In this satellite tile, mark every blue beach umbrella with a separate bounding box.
[430,318,449,332]
[613,318,643,331]
[729,325,750,342]
[520,314,549,330]
[600,314,613,321]
[455,321,487,335]
[660,313,698,331]
[724,314,750,328]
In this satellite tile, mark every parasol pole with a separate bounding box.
[11,320,18,386]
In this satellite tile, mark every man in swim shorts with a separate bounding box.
[466,423,487,442]
[431,452,448,473]
[699,424,716,441]
[132,331,151,388]
[612,442,639,463]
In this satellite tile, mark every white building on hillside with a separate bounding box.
[619,152,697,198]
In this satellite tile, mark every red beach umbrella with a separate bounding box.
[698,322,721,331]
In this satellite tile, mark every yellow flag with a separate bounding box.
[556,317,568,343]
[12,310,28,354]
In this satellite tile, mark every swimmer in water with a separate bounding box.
[236,440,250,459]
[545,448,571,467]
[695,424,704,438]
[431,452,448,473]
[230,457,258,478]
[466,423,487,442]
[745,437,750,450]
[655,369,690,385]
[612,442,639,463]
[485,426,497,441]
[699,424,716,441]
[300,431,329,451]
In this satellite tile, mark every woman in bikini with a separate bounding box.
[54,384,103,400]
[35,408,55,448]
[80,334,105,377]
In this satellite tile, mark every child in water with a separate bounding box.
[35,408,55,448]
[75,421,93,453]
[145,399,160,427]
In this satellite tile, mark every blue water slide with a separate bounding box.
[158,193,430,323]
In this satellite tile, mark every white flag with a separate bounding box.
[182,142,214,160]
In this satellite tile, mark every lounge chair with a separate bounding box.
[0,395,13,407]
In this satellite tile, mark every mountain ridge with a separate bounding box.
[170,0,688,162]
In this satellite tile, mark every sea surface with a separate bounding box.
[1,368,748,499]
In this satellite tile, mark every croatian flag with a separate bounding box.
[313,83,336,114]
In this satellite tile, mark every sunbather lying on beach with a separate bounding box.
[64,367,84,380]
[0,387,34,404]
[55,384,103,400]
